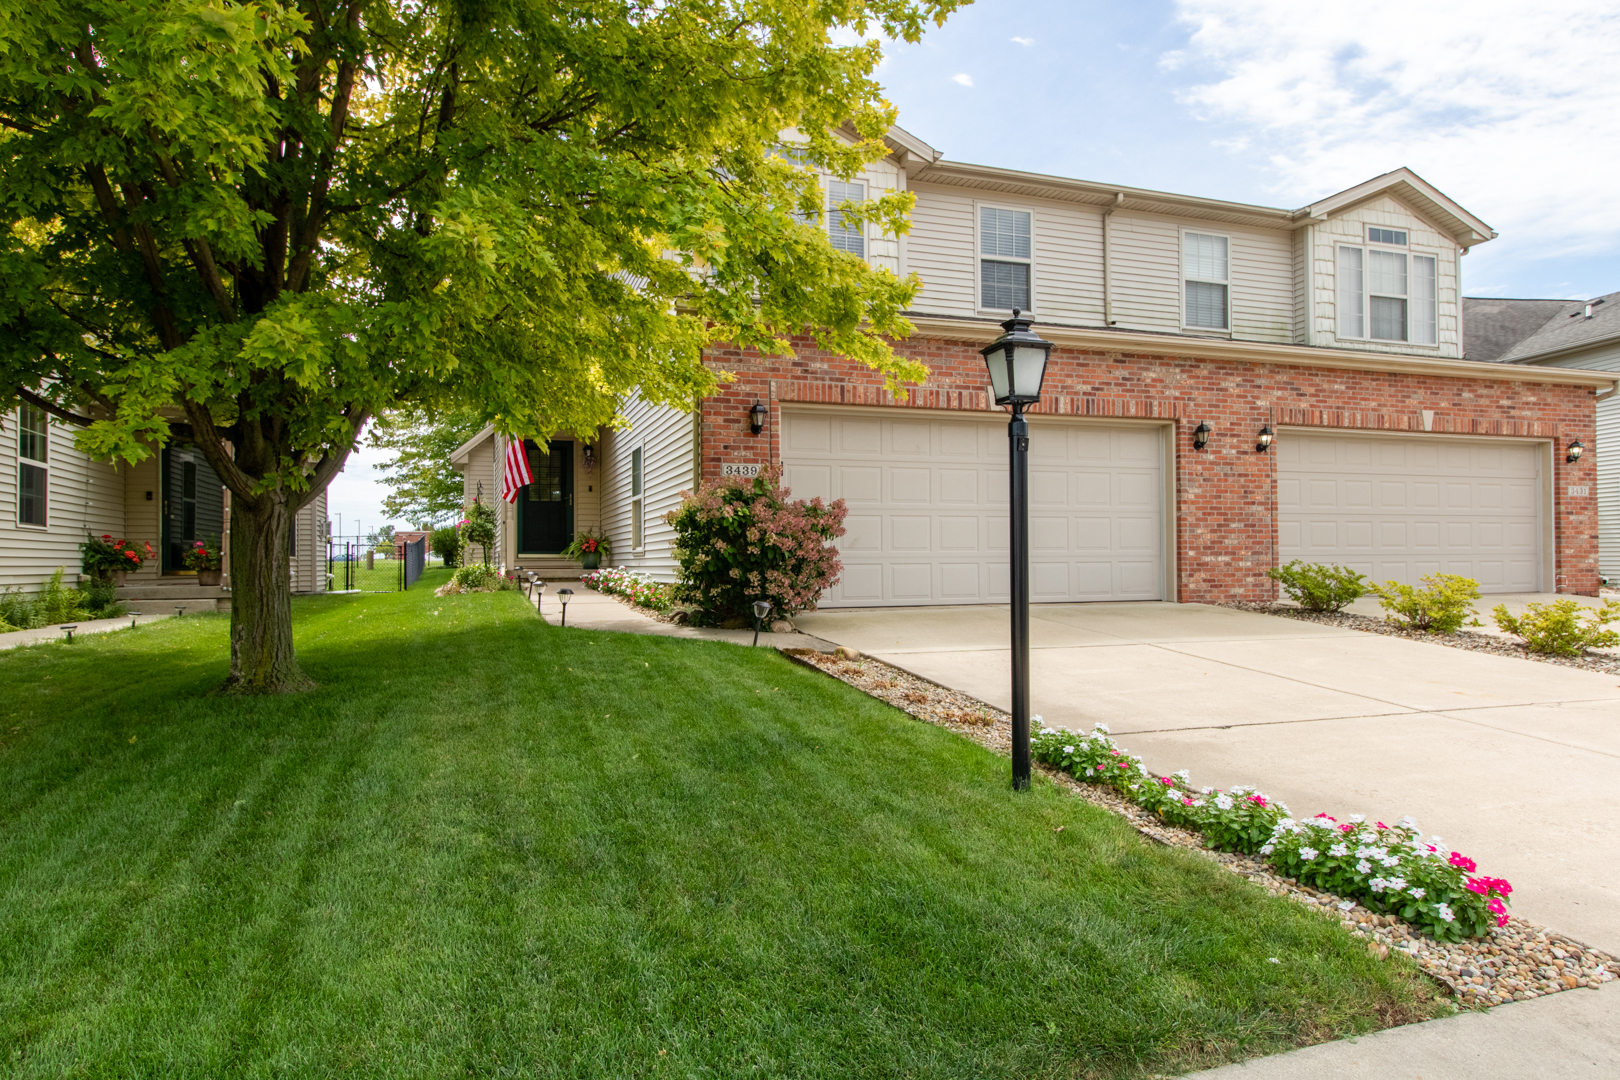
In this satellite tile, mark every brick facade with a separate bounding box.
[700,334,1601,602]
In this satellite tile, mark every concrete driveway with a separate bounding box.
[793,601,1620,956]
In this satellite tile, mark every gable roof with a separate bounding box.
[1466,290,1620,364]
[449,424,495,467]
[1461,298,1573,363]
[1295,168,1496,248]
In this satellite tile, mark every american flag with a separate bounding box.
[500,435,533,503]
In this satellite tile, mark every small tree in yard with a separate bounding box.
[460,500,497,568]
[668,469,846,624]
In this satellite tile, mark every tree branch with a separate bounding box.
[296,408,371,512]
[180,398,259,503]
[287,0,363,294]
[15,386,93,427]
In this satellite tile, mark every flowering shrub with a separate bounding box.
[667,468,846,622]
[582,566,674,612]
[1031,720,1511,939]
[434,563,519,595]
[1264,815,1511,942]
[1491,598,1620,657]
[182,537,221,571]
[80,534,153,575]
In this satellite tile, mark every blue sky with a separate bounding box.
[332,0,1620,531]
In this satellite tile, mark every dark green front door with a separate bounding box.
[160,443,226,573]
[518,440,573,553]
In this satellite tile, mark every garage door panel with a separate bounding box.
[1280,433,1541,594]
[784,410,1165,606]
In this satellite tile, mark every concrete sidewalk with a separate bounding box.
[528,584,838,651]
[0,611,174,651]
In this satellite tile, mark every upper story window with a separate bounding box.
[17,404,48,526]
[979,206,1031,311]
[1337,239,1437,345]
[827,180,865,257]
[1182,231,1230,330]
[1367,226,1407,246]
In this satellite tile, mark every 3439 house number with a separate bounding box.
[722,463,762,478]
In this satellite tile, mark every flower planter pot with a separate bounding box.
[108,571,129,587]
[196,569,222,587]
[580,552,601,571]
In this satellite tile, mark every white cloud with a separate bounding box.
[952,72,974,87]
[1011,36,1035,46]
[1169,0,1620,268]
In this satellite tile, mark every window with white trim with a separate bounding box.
[1336,241,1437,345]
[979,206,1031,311]
[17,404,47,526]
[630,446,644,550]
[1182,231,1230,330]
[826,180,865,257]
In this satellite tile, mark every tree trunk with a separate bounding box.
[224,493,313,694]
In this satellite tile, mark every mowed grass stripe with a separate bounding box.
[0,570,1445,1078]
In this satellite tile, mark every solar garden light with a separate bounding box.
[535,580,546,611]
[61,624,77,644]
[979,308,1053,792]
[557,588,573,627]
[751,599,773,646]
[175,606,185,618]
[1567,440,1585,464]
[128,610,141,629]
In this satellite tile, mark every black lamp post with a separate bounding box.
[979,309,1053,791]
[752,599,773,646]
[556,588,573,627]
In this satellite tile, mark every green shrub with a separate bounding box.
[460,499,497,566]
[430,526,461,568]
[81,578,124,619]
[1266,560,1367,612]
[436,563,519,595]
[1492,598,1620,656]
[0,569,88,630]
[1369,573,1481,634]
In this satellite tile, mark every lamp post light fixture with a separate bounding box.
[1567,440,1585,464]
[175,606,185,619]
[1256,425,1274,452]
[751,600,773,646]
[62,624,77,644]
[749,400,768,436]
[129,610,141,629]
[979,308,1053,791]
[556,588,573,627]
[1192,421,1211,451]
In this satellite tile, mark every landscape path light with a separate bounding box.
[128,610,141,629]
[62,624,77,644]
[557,588,573,627]
[979,308,1053,791]
[752,600,773,646]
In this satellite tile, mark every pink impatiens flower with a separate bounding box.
[1339,823,1356,834]
[1449,852,1478,873]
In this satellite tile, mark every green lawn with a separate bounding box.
[0,570,1445,1078]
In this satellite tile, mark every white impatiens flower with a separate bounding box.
[1356,859,1372,874]
[1436,902,1456,923]
[1175,769,1191,781]
[1348,814,1366,823]
[1337,900,1356,912]
[1410,888,1426,900]
[1259,843,1276,855]
[1214,794,1234,811]
[1368,877,1388,892]
[1328,843,1349,858]
[1201,786,1214,795]
[1063,745,1075,754]
[1397,816,1418,830]
[1386,877,1407,893]
[1033,715,1045,726]
[1093,723,1111,734]
[1299,847,1319,861]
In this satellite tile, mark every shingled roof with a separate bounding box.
[1463,290,1620,364]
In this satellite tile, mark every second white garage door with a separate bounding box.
[1278,432,1543,593]
[781,408,1166,607]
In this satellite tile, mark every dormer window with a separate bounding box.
[979,205,1032,311]
[1336,241,1437,345]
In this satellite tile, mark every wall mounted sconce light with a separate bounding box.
[749,400,768,436]
[582,443,596,472]
[1192,421,1211,451]
[1567,440,1585,464]
[1256,426,1274,453]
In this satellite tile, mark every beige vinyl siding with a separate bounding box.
[121,451,163,585]
[0,410,125,592]
[904,186,977,315]
[601,392,697,582]
[1528,347,1620,581]
[290,491,326,593]
[458,437,499,565]
[1229,226,1295,342]
[1314,194,1461,357]
[1106,213,1181,333]
[1030,203,1104,324]
[860,157,905,276]
[1292,226,1309,343]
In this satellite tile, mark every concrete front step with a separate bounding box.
[116,580,230,614]
[509,557,586,582]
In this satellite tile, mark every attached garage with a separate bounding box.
[781,408,1168,607]
[1277,431,1546,593]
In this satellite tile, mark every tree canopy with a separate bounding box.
[0,0,961,690]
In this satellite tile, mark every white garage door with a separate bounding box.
[781,409,1165,607]
[1278,432,1542,593]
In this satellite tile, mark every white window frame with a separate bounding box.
[1334,239,1440,347]
[825,178,866,259]
[1180,229,1232,334]
[974,201,1035,314]
[630,446,644,551]
[16,404,48,529]
[1366,225,1408,247]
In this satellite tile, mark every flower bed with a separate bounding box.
[581,567,675,612]
[1034,722,1510,942]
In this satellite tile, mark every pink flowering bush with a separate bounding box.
[1264,815,1511,942]
[1031,721,1511,940]
[666,468,846,623]
[581,567,675,612]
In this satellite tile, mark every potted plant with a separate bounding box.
[184,536,223,585]
[80,534,153,586]
[563,528,612,570]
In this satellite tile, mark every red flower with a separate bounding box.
[1339,823,1356,833]
[1247,794,1267,807]
[124,550,138,561]
[1449,852,1478,873]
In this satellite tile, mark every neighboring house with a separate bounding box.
[1463,293,1620,583]
[455,125,1614,603]
[393,530,431,559]
[2,404,328,607]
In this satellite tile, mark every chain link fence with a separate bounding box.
[327,535,432,592]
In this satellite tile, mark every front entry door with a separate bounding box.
[161,443,226,573]
[519,440,573,553]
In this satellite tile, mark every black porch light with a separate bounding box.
[556,587,573,627]
[749,400,768,436]
[1192,421,1211,451]
[1567,440,1585,464]
[979,308,1054,792]
[1256,426,1274,452]
[752,599,773,646]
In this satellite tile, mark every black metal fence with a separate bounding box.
[327,535,434,593]
[402,536,426,590]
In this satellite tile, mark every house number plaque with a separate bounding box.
[722,463,762,478]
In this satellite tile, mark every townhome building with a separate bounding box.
[2,406,328,611]
[454,125,1615,604]
[1464,293,1620,584]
